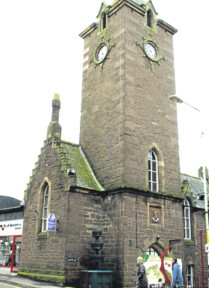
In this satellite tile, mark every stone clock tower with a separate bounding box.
[20,1,206,286]
[79,0,181,195]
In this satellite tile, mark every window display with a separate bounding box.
[0,235,22,272]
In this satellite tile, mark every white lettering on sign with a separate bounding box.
[0,220,23,236]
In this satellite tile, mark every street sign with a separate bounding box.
[47,213,56,231]
[205,243,209,253]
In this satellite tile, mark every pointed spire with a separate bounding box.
[47,93,62,140]
[52,93,61,122]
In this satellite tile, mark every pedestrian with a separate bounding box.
[170,258,183,288]
[136,256,148,288]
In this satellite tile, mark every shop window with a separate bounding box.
[183,199,191,240]
[0,235,21,272]
[41,184,49,232]
[148,150,158,192]
[0,236,13,267]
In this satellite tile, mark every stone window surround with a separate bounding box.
[183,198,191,240]
[35,177,51,239]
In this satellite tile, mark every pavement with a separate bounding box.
[0,274,67,288]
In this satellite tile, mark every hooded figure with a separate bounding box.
[171,258,183,288]
[136,256,148,288]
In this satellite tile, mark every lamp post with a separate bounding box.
[169,95,209,257]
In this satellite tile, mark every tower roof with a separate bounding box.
[111,0,145,5]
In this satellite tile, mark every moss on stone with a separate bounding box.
[18,272,65,285]
[19,267,65,275]
[60,142,103,191]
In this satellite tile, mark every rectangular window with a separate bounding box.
[186,265,194,288]
[183,205,191,239]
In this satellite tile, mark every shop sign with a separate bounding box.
[0,219,23,236]
[47,213,56,231]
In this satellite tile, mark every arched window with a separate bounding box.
[148,150,158,192]
[147,9,153,28]
[101,12,106,30]
[41,184,49,232]
[183,199,191,240]
[145,247,159,256]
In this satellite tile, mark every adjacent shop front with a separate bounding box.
[0,196,24,274]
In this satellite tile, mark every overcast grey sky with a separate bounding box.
[1,0,209,200]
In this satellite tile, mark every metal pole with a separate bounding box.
[201,131,209,266]
[200,230,205,288]
[203,166,209,242]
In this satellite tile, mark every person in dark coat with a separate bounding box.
[136,256,148,288]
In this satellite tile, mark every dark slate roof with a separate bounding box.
[0,196,23,210]
[181,174,209,209]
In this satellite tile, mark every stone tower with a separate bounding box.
[79,0,181,195]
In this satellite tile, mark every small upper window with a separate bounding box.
[41,184,49,232]
[147,9,154,28]
[148,150,158,192]
[183,199,191,240]
[101,12,106,30]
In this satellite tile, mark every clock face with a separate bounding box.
[96,44,108,62]
[145,42,158,60]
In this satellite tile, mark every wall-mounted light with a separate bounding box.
[197,194,205,200]
[156,235,160,241]
[67,168,76,176]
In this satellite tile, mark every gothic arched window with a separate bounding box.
[147,9,154,28]
[41,184,49,232]
[148,150,158,192]
[183,199,191,240]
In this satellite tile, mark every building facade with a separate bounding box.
[0,196,24,274]
[19,1,208,287]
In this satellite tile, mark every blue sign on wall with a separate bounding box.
[47,213,56,231]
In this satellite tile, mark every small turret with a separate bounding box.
[47,94,62,140]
